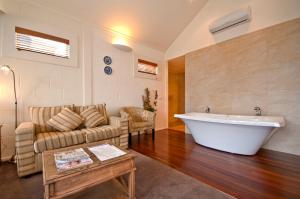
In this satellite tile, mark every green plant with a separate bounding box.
[142,88,158,112]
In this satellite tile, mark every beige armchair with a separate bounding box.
[120,107,156,145]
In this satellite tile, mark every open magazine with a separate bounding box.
[54,148,93,172]
[88,144,126,161]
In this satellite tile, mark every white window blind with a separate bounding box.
[15,27,70,59]
[137,59,158,75]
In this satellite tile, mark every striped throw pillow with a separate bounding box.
[47,108,83,132]
[29,105,73,133]
[80,107,105,128]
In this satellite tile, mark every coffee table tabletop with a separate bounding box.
[42,141,136,199]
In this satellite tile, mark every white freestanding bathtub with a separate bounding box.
[175,113,285,155]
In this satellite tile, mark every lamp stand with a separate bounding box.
[11,69,17,163]
[12,68,18,129]
[1,65,18,163]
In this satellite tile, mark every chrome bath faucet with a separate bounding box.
[254,107,262,116]
[205,106,211,113]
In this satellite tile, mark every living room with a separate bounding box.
[0,0,300,198]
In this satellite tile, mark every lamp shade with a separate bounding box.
[112,36,132,52]
[0,65,11,75]
[112,43,132,52]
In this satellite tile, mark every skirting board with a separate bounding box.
[1,155,13,162]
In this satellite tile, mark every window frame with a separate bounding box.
[137,58,158,75]
[15,26,70,59]
[134,54,161,80]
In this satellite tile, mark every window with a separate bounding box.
[137,59,158,75]
[15,27,70,59]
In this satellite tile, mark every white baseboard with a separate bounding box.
[1,155,13,162]
[155,127,167,131]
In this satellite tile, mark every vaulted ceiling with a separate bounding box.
[28,0,208,51]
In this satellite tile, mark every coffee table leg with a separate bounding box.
[128,170,135,199]
[44,184,49,199]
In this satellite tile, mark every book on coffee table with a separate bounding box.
[54,148,93,172]
[88,144,126,161]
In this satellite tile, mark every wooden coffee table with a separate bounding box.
[42,142,136,199]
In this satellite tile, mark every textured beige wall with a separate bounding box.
[185,18,300,155]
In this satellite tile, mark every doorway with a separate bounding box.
[168,56,185,132]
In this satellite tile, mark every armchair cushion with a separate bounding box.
[29,105,73,133]
[126,108,144,122]
[132,121,152,129]
[47,108,83,132]
[83,125,121,143]
[80,107,105,128]
[33,130,85,153]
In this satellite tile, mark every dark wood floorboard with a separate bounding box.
[131,129,300,199]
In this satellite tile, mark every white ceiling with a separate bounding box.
[28,0,208,51]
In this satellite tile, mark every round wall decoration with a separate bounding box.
[104,66,113,75]
[103,56,112,65]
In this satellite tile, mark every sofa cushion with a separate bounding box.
[80,107,106,128]
[83,125,121,143]
[33,130,86,153]
[47,108,83,132]
[29,105,73,134]
[74,104,109,125]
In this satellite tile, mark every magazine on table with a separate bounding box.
[88,144,126,161]
[54,148,93,172]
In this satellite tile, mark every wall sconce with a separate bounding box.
[112,37,132,52]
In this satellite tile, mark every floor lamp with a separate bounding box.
[0,65,17,162]
[0,65,17,129]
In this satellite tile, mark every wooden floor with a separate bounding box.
[131,129,300,199]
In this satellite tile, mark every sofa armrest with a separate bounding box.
[16,122,35,136]
[109,116,128,135]
[143,110,156,122]
[110,116,129,149]
[120,110,132,121]
[15,122,36,177]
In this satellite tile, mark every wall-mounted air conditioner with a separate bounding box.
[209,6,251,33]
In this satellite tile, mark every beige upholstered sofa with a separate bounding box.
[15,104,128,177]
[120,106,156,145]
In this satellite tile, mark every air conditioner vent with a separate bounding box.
[209,7,251,33]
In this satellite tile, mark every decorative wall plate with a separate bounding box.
[104,66,112,75]
[103,56,112,65]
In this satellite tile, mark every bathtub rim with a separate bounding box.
[174,113,285,127]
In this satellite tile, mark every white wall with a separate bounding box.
[0,0,167,161]
[165,0,300,59]
[91,29,166,129]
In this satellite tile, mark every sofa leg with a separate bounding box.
[152,129,155,141]
[129,132,132,146]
